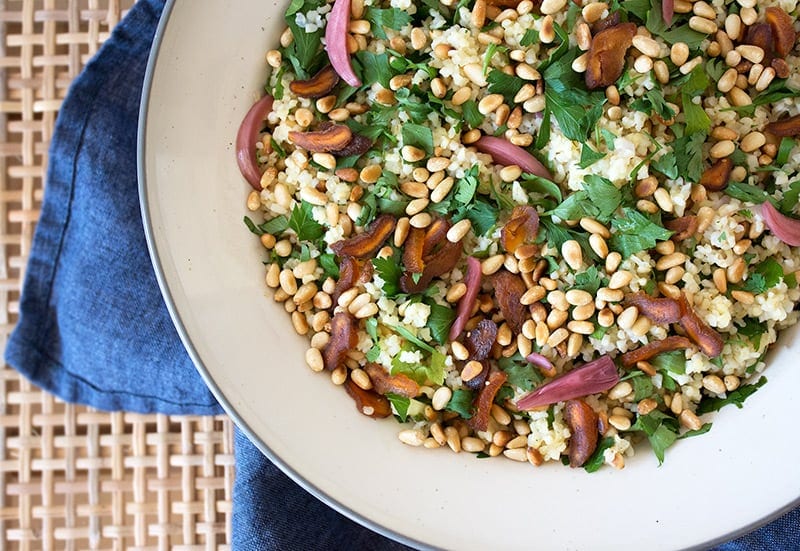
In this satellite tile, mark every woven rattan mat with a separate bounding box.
[0,2,234,548]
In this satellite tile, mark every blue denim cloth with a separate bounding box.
[2,0,798,549]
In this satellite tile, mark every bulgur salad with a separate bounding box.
[238,0,800,470]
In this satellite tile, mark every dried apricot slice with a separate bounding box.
[619,335,694,367]
[765,114,800,137]
[289,123,353,153]
[665,216,698,241]
[501,205,539,254]
[344,380,392,418]
[625,293,682,325]
[289,65,340,98]
[323,311,358,371]
[765,6,797,58]
[365,363,420,398]
[564,399,599,468]
[331,214,396,258]
[492,270,527,333]
[699,158,732,192]
[585,22,636,90]
[468,370,508,432]
[678,294,724,358]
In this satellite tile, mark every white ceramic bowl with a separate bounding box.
[138,1,800,549]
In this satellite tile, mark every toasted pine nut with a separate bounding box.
[670,42,690,66]
[605,252,622,274]
[306,347,324,372]
[546,328,569,348]
[679,409,703,431]
[617,306,638,330]
[482,254,505,275]
[736,44,764,64]
[521,286,546,305]
[578,217,609,238]
[461,360,484,382]
[582,2,607,23]
[689,16,717,35]
[562,240,583,270]
[409,212,432,228]
[540,15,555,43]
[710,140,735,158]
[566,289,593,307]
[608,381,632,401]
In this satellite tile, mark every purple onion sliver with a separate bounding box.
[525,352,555,372]
[662,0,674,25]
[325,0,362,87]
[516,355,619,410]
[761,201,800,247]
[448,257,482,342]
[236,95,274,190]
[474,135,554,182]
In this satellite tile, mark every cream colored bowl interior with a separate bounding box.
[139,1,800,549]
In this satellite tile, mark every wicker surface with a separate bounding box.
[0,2,235,548]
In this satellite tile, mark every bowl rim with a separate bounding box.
[135,2,431,549]
[135,1,800,549]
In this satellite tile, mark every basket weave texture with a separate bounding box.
[0,2,235,548]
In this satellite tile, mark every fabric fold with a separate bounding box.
[4,0,220,416]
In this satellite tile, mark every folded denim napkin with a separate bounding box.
[3,0,798,549]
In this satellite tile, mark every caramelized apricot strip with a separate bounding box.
[422,231,462,278]
[699,158,732,191]
[678,294,724,358]
[585,23,636,89]
[331,214,397,258]
[619,335,694,367]
[399,239,463,293]
[323,311,358,371]
[501,205,539,254]
[591,11,620,35]
[564,399,599,468]
[422,218,451,256]
[289,123,353,153]
[468,370,508,432]
[358,258,374,283]
[665,216,698,241]
[765,114,800,137]
[491,270,527,333]
[344,379,392,418]
[625,293,681,324]
[289,65,340,98]
[403,227,426,274]
[332,255,358,305]
[332,134,373,157]
[364,363,420,398]
[765,6,797,58]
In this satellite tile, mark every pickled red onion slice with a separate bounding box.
[474,136,554,181]
[448,257,482,342]
[762,200,800,247]
[235,95,274,190]
[325,0,362,87]
[516,355,619,410]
